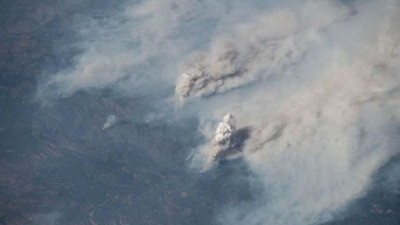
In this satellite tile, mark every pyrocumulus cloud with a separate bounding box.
[38,0,400,225]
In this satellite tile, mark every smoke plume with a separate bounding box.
[37,0,400,225]
[175,0,349,102]
[102,115,117,130]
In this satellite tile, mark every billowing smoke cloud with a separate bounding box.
[202,113,237,171]
[189,0,400,224]
[213,1,400,224]
[37,0,400,225]
[213,114,236,152]
[175,0,349,102]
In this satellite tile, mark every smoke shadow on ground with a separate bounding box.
[215,127,251,160]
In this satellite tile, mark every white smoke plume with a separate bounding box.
[202,113,237,171]
[175,0,349,102]
[214,114,236,150]
[102,115,117,130]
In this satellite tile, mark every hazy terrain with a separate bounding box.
[1,0,400,225]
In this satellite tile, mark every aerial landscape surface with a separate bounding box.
[1,0,400,225]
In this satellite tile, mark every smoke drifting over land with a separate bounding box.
[38,0,400,225]
[175,0,349,102]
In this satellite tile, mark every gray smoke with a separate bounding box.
[217,1,400,224]
[175,0,349,102]
[190,0,400,225]
[37,0,400,225]
[37,0,230,101]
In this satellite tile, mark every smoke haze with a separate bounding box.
[36,0,400,225]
